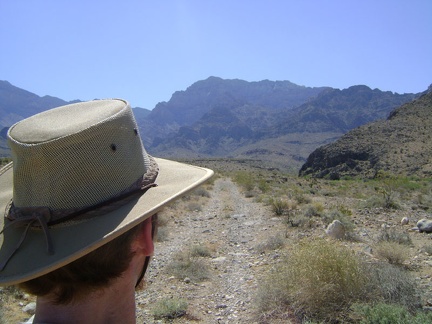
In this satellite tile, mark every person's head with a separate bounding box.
[18,217,150,304]
[0,99,213,301]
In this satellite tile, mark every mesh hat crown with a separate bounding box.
[0,99,213,285]
[8,99,150,210]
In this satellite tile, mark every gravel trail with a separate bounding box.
[136,177,280,323]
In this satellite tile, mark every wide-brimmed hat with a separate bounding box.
[0,99,213,285]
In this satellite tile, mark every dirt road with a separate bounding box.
[136,177,282,323]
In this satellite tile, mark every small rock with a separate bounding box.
[22,302,36,314]
[212,257,227,263]
[184,277,191,284]
[401,217,409,225]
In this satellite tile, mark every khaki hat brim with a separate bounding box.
[0,158,213,285]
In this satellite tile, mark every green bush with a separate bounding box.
[257,179,270,193]
[351,302,432,324]
[233,171,255,191]
[371,172,403,209]
[151,297,188,319]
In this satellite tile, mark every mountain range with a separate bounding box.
[0,77,426,174]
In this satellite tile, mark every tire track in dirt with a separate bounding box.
[136,177,282,323]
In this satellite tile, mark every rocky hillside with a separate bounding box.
[299,87,432,179]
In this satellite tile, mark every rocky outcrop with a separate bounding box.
[299,90,432,179]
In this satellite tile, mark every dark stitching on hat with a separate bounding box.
[110,144,117,151]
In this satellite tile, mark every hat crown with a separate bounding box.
[8,99,149,210]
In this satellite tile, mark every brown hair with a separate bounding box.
[18,223,143,305]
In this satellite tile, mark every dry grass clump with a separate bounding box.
[190,244,212,257]
[302,202,325,217]
[151,297,188,320]
[166,250,210,282]
[270,198,290,216]
[376,227,412,246]
[256,237,421,323]
[192,187,211,198]
[363,261,419,311]
[373,241,410,266]
[269,198,298,217]
[255,234,285,253]
[256,238,369,322]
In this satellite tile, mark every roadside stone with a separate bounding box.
[417,219,432,233]
[22,302,36,314]
[325,220,345,239]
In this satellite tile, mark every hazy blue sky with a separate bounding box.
[1,1,431,109]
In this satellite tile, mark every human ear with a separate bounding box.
[131,218,154,256]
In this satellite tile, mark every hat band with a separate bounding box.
[0,157,159,272]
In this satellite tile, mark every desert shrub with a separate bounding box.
[290,214,315,229]
[190,244,212,257]
[187,202,202,212]
[166,251,210,282]
[363,262,419,310]
[351,302,432,324]
[302,202,324,217]
[244,190,255,198]
[322,209,355,232]
[337,204,353,216]
[294,193,312,205]
[258,179,270,193]
[371,172,403,209]
[361,195,385,209]
[255,234,285,253]
[373,242,410,266]
[377,227,412,246]
[192,187,211,198]
[151,297,188,319]
[416,192,432,210]
[256,238,369,322]
[270,198,289,216]
[233,171,255,192]
[421,244,432,255]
